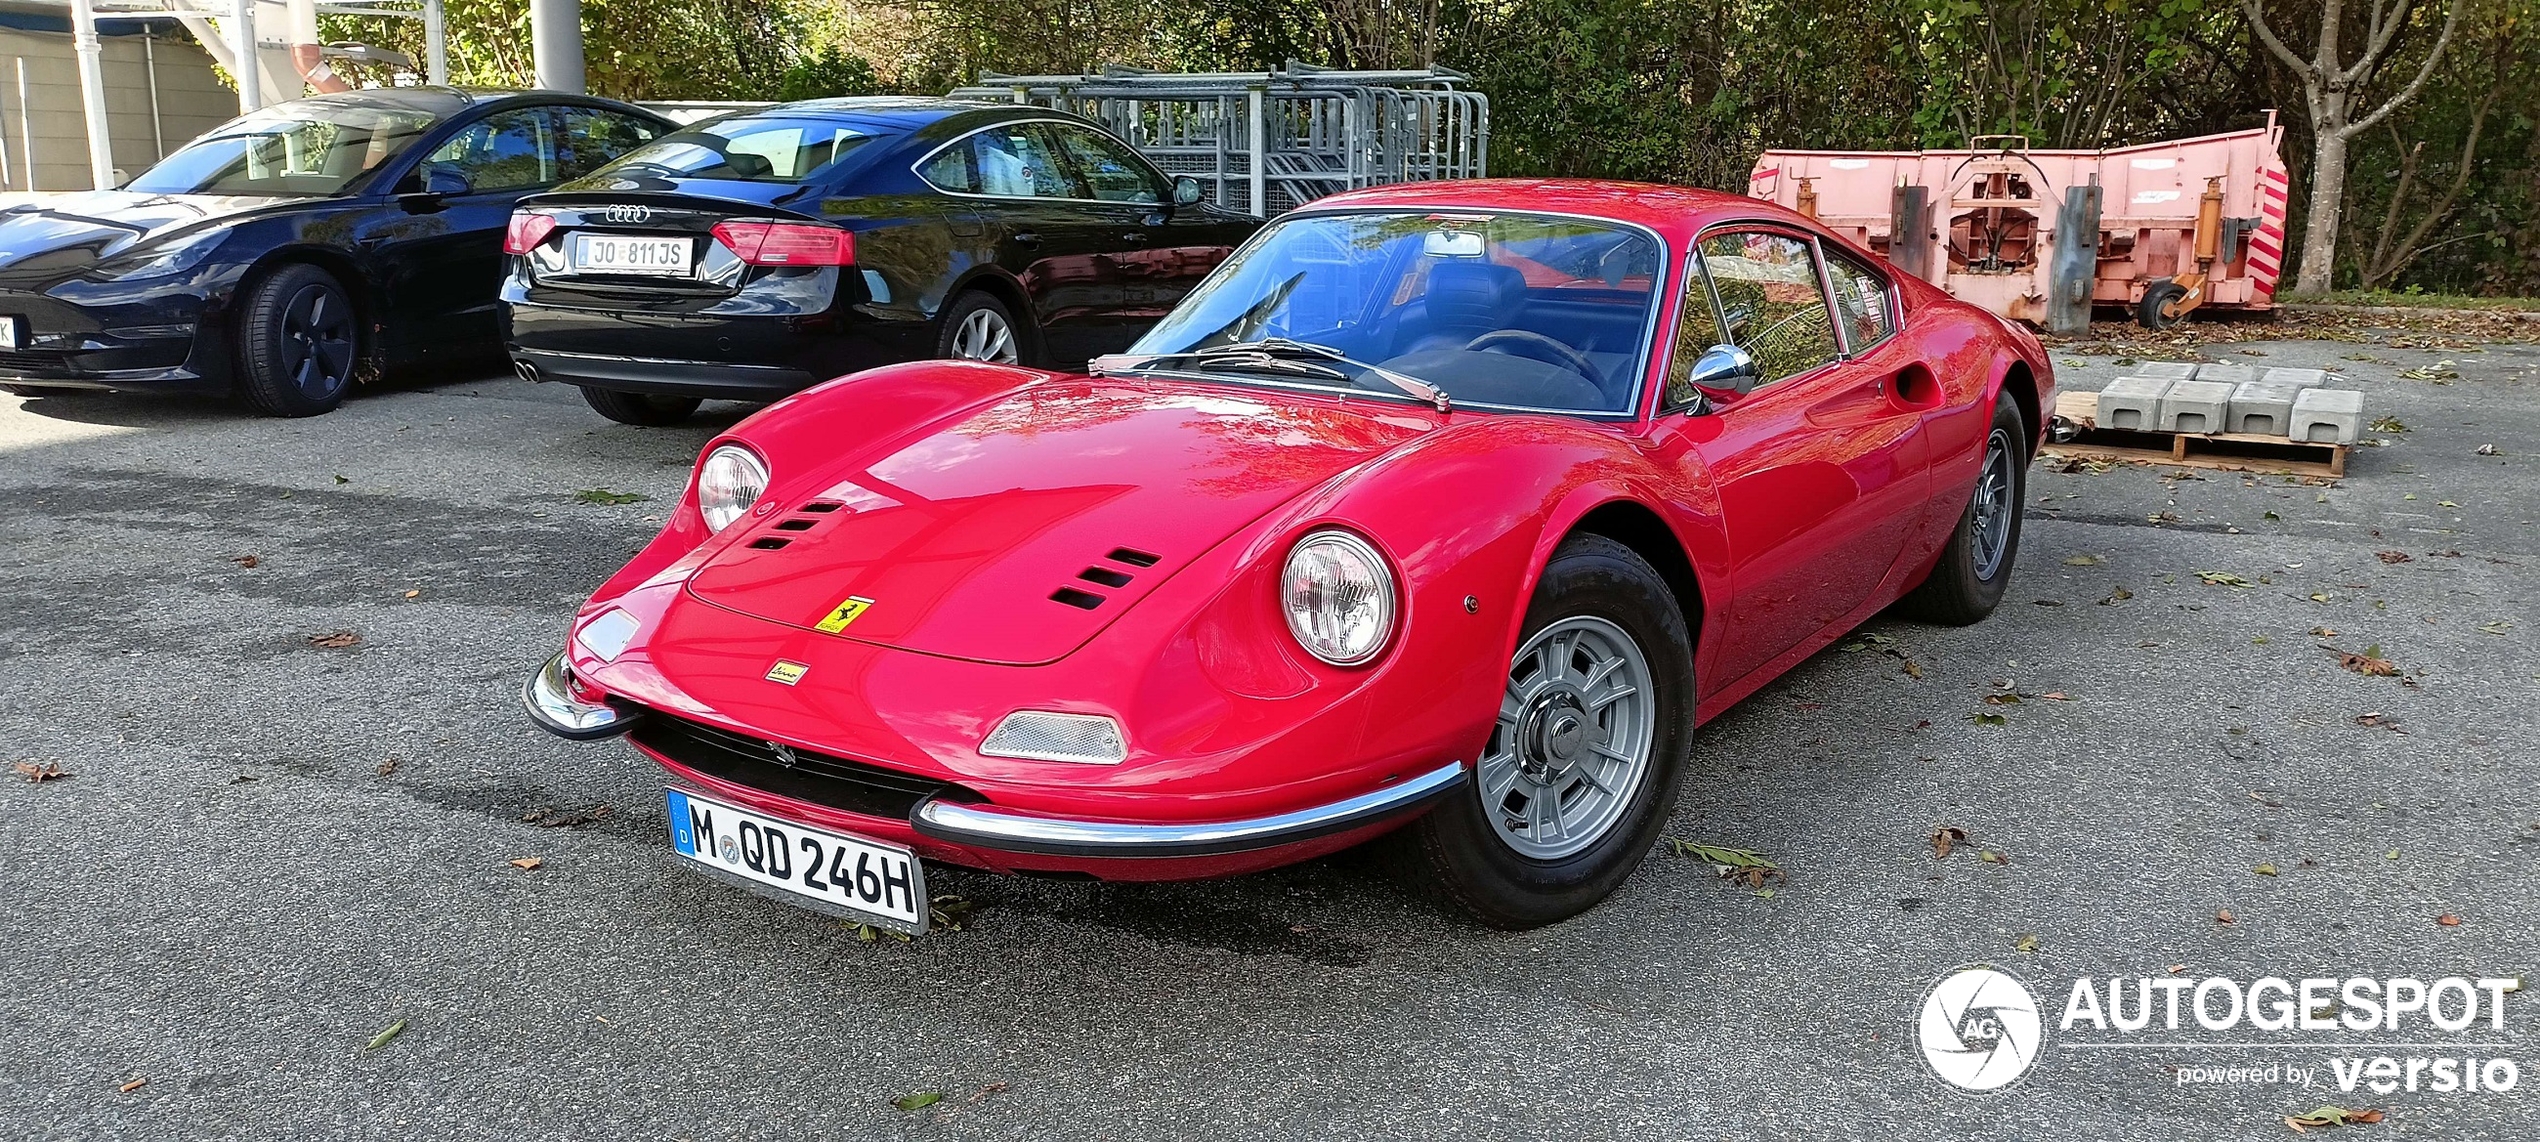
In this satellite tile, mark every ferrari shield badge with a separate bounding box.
[814,594,875,634]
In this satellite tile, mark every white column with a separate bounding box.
[67,0,115,188]
[232,0,261,112]
[1246,86,1265,219]
[530,0,584,93]
[422,0,448,86]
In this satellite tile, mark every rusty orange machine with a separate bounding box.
[1747,114,2291,332]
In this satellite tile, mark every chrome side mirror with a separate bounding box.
[1688,343,1760,396]
[1172,176,1204,207]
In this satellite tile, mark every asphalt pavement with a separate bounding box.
[1,335,2533,1140]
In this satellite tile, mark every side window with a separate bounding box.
[554,108,662,181]
[421,108,557,192]
[1823,251,1896,350]
[1663,253,1729,409]
[1045,124,1160,204]
[933,124,1071,199]
[1696,231,1839,384]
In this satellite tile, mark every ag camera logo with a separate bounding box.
[1918,966,2044,1093]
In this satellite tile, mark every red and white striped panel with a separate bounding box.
[2248,165,2290,300]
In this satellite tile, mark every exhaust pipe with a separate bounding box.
[513,359,542,384]
[2048,416,2081,443]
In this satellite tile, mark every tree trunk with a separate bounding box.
[2293,126,2348,296]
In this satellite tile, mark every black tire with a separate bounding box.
[2138,280,2188,331]
[935,291,1033,366]
[579,386,701,427]
[1404,533,1696,929]
[1903,392,2028,625]
[234,263,359,417]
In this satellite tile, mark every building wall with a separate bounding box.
[0,28,235,192]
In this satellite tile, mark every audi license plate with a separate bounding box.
[665,788,927,931]
[571,233,693,276]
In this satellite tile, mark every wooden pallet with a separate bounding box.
[2043,391,2348,478]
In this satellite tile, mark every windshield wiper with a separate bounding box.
[1095,338,1452,413]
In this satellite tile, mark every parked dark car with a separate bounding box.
[498,98,1261,425]
[0,87,674,416]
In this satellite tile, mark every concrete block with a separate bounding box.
[2192,362,2256,386]
[2159,379,2235,434]
[2260,367,2331,388]
[2228,380,2302,436]
[2289,387,2364,445]
[2097,375,2173,431]
[2133,362,2199,379]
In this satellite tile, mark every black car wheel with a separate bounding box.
[1903,392,2028,624]
[936,291,1029,365]
[235,264,359,417]
[580,386,702,427]
[1403,533,1695,929]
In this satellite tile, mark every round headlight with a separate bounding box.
[1280,529,1396,666]
[696,444,768,532]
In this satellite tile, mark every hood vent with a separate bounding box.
[1050,587,1104,610]
[1047,546,1166,611]
[1077,566,1133,589]
[1107,547,1160,567]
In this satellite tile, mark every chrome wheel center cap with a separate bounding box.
[1519,690,1590,779]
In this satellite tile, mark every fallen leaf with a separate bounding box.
[2374,550,2411,564]
[2311,626,2339,637]
[117,1077,146,1094]
[894,1091,944,1112]
[403,589,421,599]
[13,761,68,783]
[308,631,361,649]
[333,474,350,484]
[2285,1104,2385,1131]
[508,857,543,870]
[2333,646,2399,677]
[2216,909,2234,924]
[364,1019,407,1051]
[1901,659,1925,678]
[2437,914,2461,927]
[2254,863,2279,876]
[1930,825,1967,859]
[2474,443,2499,455]
[574,488,650,506]
[1969,711,2007,726]
[2100,586,2133,605]
[2014,933,2039,953]
[2438,500,2458,508]
[231,554,260,568]
[376,758,400,776]
[1982,692,2023,706]
[2196,570,2255,588]
[2367,416,2408,433]
[2036,691,2070,701]
[1666,839,1786,889]
[964,1081,1009,1104]
[2477,619,2514,635]
[2063,554,2104,566]
[1979,850,2007,864]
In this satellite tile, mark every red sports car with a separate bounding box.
[525,179,2054,931]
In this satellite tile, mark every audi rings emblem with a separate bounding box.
[599,204,652,225]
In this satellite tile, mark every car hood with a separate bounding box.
[0,190,284,273]
[684,378,1435,666]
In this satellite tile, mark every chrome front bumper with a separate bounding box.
[911,761,1469,858]
[522,653,645,740]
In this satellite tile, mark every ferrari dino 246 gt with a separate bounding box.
[525,179,2054,931]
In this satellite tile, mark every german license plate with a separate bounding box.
[0,315,23,348]
[665,788,926,931]
[571,233,692,276]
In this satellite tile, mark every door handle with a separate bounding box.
[1012,231,1041,246]
[1121,232,1150,245]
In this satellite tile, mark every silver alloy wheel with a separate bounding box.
[950,307,1019,363]
[1481,614,1656,860]
[1970,426,2016,580]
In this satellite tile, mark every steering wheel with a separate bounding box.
[1463,330,1601,384]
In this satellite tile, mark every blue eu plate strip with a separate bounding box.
[666,789,697,856]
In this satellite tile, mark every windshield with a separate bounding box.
[126,101,439,196]
[1124,211,1665,415]
[596,116,887,183]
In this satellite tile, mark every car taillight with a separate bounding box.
[710,221,853,266]
[504,212,557,255]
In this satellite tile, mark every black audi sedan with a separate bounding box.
[0,88,672,416]
[499,98,1261,425]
